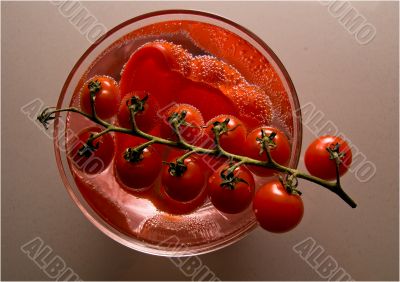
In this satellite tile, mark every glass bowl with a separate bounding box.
[54,10,302,256]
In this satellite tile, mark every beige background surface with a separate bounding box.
[2,1,399,281]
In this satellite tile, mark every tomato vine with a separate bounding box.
[37,90,357,208]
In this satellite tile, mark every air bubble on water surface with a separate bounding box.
[170,29,284,132]
[188,55,227,85]
[227,83,275,127]
[93,25,290,130]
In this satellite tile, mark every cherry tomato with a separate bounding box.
[114,135,162,189]
[114,126,166,160]
[253,180,303,233]
[204,115,247,155]
[304,136,352,180]
[245,127,291,177]
[167,148,212,177]
[159,104,204,145]
[117,91,160,133]
[80,76,120,119]
[208,165,255,214]
[69,127,114,174]
[161,156,206,202]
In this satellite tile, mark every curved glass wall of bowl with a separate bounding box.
[52,10,303,256]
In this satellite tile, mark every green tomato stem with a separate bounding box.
[37,100,357,209]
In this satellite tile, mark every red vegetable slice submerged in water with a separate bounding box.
[119,40,273,130]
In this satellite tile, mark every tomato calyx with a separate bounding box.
[37,107,56,129]
[212,118,230,134]
[326,143,346,165]
[167,110,194,130]
[123,140,156,163]
[279,174,302,196]
[166,110,202,141]
[126,93,149,114]
[219,166,248,190]
[123,147,144,163]
[88,80,102,96]
[256,130,277,156]
[165,160,187,177]
[211,118,241,138]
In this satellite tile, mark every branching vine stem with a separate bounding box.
[38,97,357,208]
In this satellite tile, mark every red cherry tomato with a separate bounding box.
[245,127,291,177]
[117,91,160,133]
[114,135,162,189]
[159,104,204,145]
[161,156,206,202]
[305,136,352,180]
[253,180,303,233]
[204,115,247,156]
[80,76,120,119]
[208,165,255,214]
[167,148,211,177]
[69,127,114,174]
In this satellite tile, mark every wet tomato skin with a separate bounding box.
[167,148,212,177]
[253,180,303,233]
[204,115,247,155]
[159,103,204,145]
[114,135,162,189]
[80,76,120,120]
[117,91,160,133]
[208,165,255,214]
[304,136,352,180]
[245,127,291,177]
[161,156,206,202]
[69,127,115,174]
